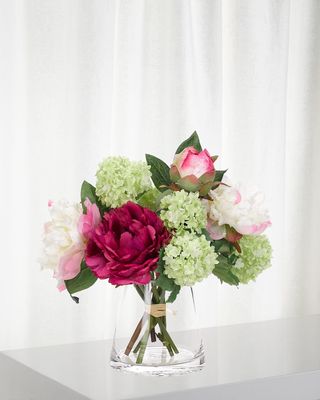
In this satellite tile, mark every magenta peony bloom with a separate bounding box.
[85,202,171,285]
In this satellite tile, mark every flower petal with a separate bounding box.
[57,245,83,281]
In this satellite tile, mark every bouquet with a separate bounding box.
[40,132,272,368]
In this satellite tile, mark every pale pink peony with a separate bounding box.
[40,198,101,290]
[206,219,226,240]
[56,281,66,292]
[204,183,271,239]
[55,244,84,281]
[78,199,101,240]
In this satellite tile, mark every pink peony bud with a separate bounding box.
[173,146,215,178]
[170,146,216,194]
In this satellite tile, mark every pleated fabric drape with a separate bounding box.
[1,0,319,350]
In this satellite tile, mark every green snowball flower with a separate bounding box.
[163,232,218,286]
[96,157,152,208]
[231,235,272,284]
[160,190,207,233]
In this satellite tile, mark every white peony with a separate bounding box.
[203,182,271,237]
[40,200,84,289]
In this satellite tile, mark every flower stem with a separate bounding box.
[136,316,157,364]
[125,284,180,364]
[157,317,179,354]
[136,325,150,364]
[150,327,157,342]
[151,286,179,354]
[124,313,146,356]
[134,284,145,300]
[133,340,142,354]
[157,332,174,357]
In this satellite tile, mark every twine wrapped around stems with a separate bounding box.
[145,303,166,318]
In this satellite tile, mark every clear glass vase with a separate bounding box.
[110,282,205,376]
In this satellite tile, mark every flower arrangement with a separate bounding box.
[40,132,272,367]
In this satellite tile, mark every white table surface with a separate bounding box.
[2,315,320,400]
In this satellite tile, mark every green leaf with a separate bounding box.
[167,285,181,303]
[155,271,175,291]
[145,154,171,192]
[80,180,109,216]
[201,229,214,243]
[214,170,227,183]
[229,253,238,265]
[155,269,176,292]
[175,131,202,154]
[81,181,98,212]
[212,239,234,255]
[65,260,98,296]
[137,188,160,211]
[213,255,239,286]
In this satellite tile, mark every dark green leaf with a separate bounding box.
[167,285,181,303]
[229,253,238,265]
[213,256,239,286]
[214,170,227,183]
[137,188,160,211]
[145,154,171,192]
[65,260,98,295]
[80,180,109,216]
[201,229,214,244]
[175,131,202,154]
[212,239,234,255]
[155,272,175,291]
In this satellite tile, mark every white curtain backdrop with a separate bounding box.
[1,0,320,351]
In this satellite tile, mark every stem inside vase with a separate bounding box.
[124,284,179,364]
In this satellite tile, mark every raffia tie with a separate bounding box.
[145,303,166,318]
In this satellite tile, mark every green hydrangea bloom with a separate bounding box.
[96,157,152,208]
[231,235,272,284]
[163,232,218,286]
[160,190,207,233]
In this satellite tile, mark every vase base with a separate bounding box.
[110,346,205,376]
